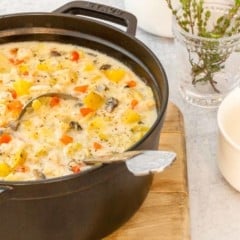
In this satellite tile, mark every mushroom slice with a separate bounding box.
[33,169,46,180]
[105,97,119,113]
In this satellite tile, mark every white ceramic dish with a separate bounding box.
[124,0,173,38]
[217,87,240,191]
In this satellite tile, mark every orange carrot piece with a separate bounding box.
[22,71,29,76]
[74,85,88,93]
[9,89,17,99]
[131,99,139,109]
[0,133,12,144]
[71,51,80,62]
[71,165,81,173]
[80,107,94,116]
[60,134,73,145]
[127,80,137,88]
[10,48,18,55]
[50,96,60,107]
[93,142,102,150]
[9,58,24,65]
[15,165,29,173]
[7,100,23,112]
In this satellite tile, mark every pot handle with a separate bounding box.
[52,1,137,36]
[0,185,13,204]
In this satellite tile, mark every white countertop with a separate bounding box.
[1,0,239,239]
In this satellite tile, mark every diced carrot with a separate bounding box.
[127,80,137,88]
[50,96,60,107]
[15,165,29,173]
[7,100,23,112]
[0,133,12,144]
[74,85,88,93]
[71,165,81,173]
[71,51,80,62]
[8,89,17,99]
[9,58,24,65]
[131,99,139,109]
[17,59,25,65]
[80,107,94,117]
[9,58,15,64]
[10,48,18,55]
[60,134,73,145]
[93,142,102,150]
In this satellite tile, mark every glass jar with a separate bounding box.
[173,1,240,108]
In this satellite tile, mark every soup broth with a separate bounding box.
[0,42,157,181]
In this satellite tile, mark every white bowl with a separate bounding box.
[217,87,240,191]
[124,0,173,38]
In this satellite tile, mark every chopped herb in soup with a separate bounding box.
[0,42,157,181]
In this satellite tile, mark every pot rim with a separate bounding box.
[0,11,168,186]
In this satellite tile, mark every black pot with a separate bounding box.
[0,2,168,240]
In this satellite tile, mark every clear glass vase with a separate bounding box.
[173,1,240,108]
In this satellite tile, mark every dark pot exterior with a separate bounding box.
[0,164,153,240]
[0,1,168,240]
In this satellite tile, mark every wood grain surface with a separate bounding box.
[105,103,190,240]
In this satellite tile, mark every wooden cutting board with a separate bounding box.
[105,102,190,240]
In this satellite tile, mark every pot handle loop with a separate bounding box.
[0,185,13,204]
[53,1,137,36]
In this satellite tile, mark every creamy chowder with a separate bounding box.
[0,41,157,181]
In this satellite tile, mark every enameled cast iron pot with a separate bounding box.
[0,1,168,240]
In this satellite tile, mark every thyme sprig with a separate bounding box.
[166,0,240,93]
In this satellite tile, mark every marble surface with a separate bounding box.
[0,0,239,239]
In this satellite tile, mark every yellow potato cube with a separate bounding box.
[132,90,144,100]
[49,78,57,86]
[30,132,39,140]
[83,91,104,110]
[22,120,32,129]
[88,117,106,131]
[98,132,108,141]
[84,63,95,71]
[104,68,125,83]
[131,125,149,133]
[32,99,42,111]
[91,75,101,82]
[0,162,11,177]
[13,79,32,96]
[18,64,28,74]
[122,109,141,124]
[131,125,150,140]
[37,62,50,72]
[70,71,79,83]
[13,149,27,168]
[34,149,47,158]
[65,142,83,157]
[41,127,52,138]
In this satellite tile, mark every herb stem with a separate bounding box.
[166,0,240,93]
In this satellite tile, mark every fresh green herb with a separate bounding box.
[166,0,240,92]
